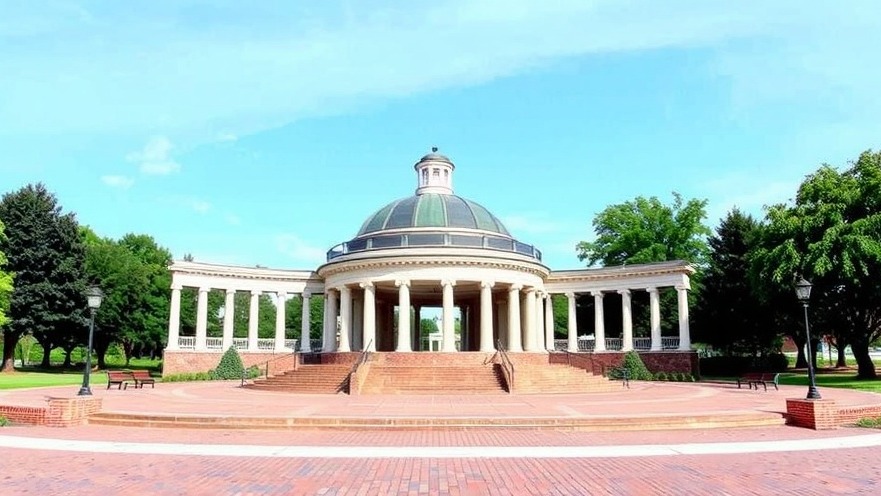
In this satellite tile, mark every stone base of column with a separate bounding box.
[786,398,838,430]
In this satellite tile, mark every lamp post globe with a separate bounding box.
[795,277,821,400]
[78,286,104,396]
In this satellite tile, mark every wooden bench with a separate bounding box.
[130,370,156,389]
[736,372,780,391]
[106,371,135,390]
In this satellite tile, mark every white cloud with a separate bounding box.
[501,212,571,235]
[216,132,238,143]
[276,234,327,267]
[191,200,212,214]
[126,136,180,175]
[225,214,241,226]
[3,1,878,146]
[100,175,134,189]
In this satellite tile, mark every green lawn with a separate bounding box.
[0,370,109,390]
[778,372,881,393]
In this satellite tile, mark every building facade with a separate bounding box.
[163,150,695,375]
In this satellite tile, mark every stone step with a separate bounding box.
[88,411,786,431]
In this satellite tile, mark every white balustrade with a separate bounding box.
[633,337,651,351]
[233,338,248,350]
[605,338,623,351]
[310,339,322,350]
[662,337,680,350]
[284,339,298,350]
[178,336,195,349]
[577,339,595,352]
[554,339,567,351]
[257,339,275,350]
[206,337,223,350]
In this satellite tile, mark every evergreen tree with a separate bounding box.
[0,184,88,371]
[694,209,777,355]
[0,220,13,330]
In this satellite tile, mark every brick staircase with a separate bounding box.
[360,364,508,394]
[244,365,351,394]
[512,363,617,394]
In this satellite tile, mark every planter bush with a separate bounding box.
[621,351,653,381]
[215,347,245,380]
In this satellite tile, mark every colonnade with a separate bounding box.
[166,281,691,354]
[560,286,691,352]
[166,284,315,353]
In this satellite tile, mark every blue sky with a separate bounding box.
[1,1,880,271]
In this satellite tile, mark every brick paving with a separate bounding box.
[1,444,879,495]
[2,382,880,494]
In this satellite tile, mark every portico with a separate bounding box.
[162,149,697,377]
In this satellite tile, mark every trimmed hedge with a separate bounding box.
[215,347,245,380]
[621,351,653,381]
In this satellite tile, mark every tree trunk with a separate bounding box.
[122,340,133,367]
[851,339,877,379]
[836,343,848,368]
[62,348,73,368]
[792,334,808,368]
[40,342,52,368]
[1,332,21,372]
[95,341,109,370]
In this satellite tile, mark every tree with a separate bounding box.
[0,184,88,371]
[576,192,710,334]
[752,150,881,379]
[694,209,778,355]
[576,192,710,267]
[0,220,13,329]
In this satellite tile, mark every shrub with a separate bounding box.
[245,365,261,379]
[215,347,245,380]
[621,351,653,381]
[685,373,696,382]
[856,417,881,429]
[767,353,789,372]
[655,371,668,381]
[668,372,680,381]
[161,371,216,383]
[0,416,9,427]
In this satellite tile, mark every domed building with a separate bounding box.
[163,150,697,388]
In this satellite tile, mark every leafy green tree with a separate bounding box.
[420,318,439,337]
[694,209,778,355]
[0,220,13,329]
[285,295,325,340]
[577,192,710,334]
[752,150,881,379]
[576,192,711,267]
[0,184,88,371]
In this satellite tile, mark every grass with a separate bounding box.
[856,417,881,428]
[777,372,881,393]
[0,370,109,390]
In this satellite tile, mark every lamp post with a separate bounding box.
[794,277,821,400]
[78,286,104,396]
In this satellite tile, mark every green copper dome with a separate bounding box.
[357,194,511,238]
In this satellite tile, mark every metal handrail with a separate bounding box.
[240,351,298,387]
[496,339,514,393]
[348,340,373,383]
[564,350,606,377]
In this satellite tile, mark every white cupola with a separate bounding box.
[414,147,455,195]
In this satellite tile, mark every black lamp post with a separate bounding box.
[794,277,821,400]
[78,285,104,396]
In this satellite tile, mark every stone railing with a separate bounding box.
[552,337,681,352]
[178,336,196,349]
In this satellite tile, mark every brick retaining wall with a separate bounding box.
[0,397,102,427]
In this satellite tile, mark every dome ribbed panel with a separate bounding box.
[443,195,478,229]
[414,194,447,228]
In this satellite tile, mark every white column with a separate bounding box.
[677,286,691,351]
[300,292,312,352]
[648,287,662,351]
[479,281,495,352]
[395,280,412,352]
[593,291,606,352]
[323,289,338,352]
[195,287,209,351]
[353,296,364,351]
[360,282,376,351]
[274,291,287,351]
[507,285,522,352]
[566,292,577,352]
[441,279,457,352]
[338,286,352,352]
[619,289,633,352]
[167,285,182,350]
[535,292,545,352]
[248,290,260,351]
[523,288,538,352]
[544,293,555,352]
[222,289,235,350]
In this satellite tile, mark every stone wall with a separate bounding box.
[786,399,839,430]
